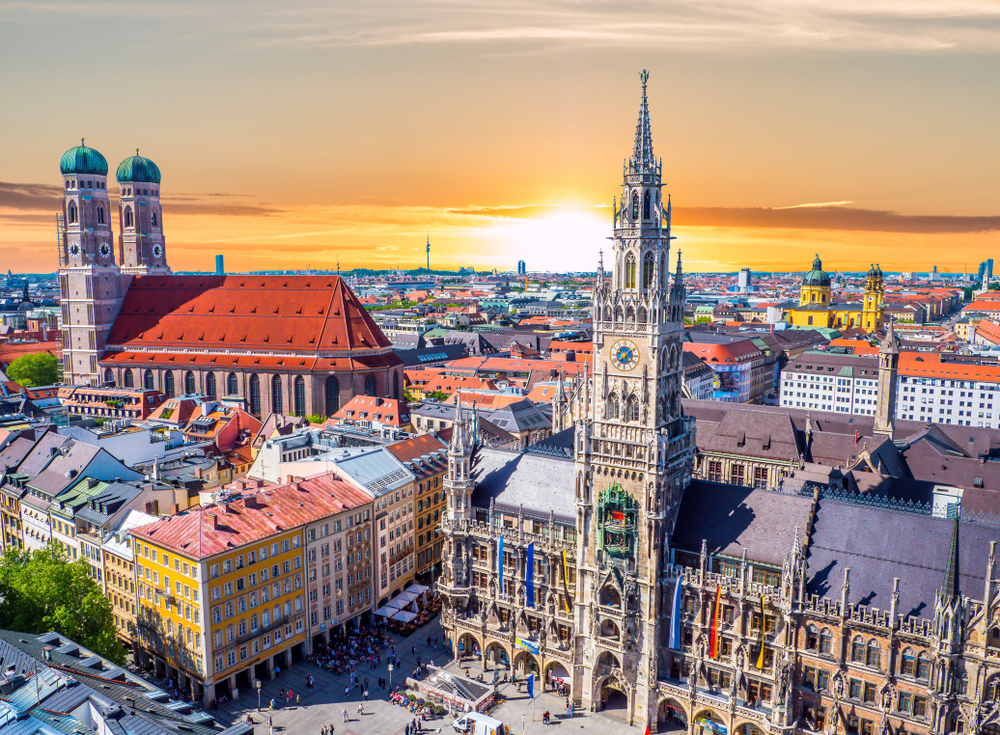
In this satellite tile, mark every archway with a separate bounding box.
[657,697,687,733]
[484,641,509,670]
[543,660,570,693]
[597,674,628,715]
[599,584,622,608]
[599,619,621,640]
[513,650,540,677]
[733,723,765,735]
[456,632,481,661]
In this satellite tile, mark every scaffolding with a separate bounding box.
[55,213,66,266]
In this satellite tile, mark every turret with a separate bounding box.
[117,151,170,275]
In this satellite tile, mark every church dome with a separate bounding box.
[60,141,108,176]
[803,254,831,287]
[116,153,161,184]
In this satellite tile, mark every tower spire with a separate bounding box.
[630,69,655,175]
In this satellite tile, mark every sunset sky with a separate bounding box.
[2,1,999,274]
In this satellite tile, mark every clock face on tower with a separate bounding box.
[100,243,111,258]
[152,244,163,259]
[610,339,640,371]
[69,242,80,257]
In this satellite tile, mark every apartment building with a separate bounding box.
[102,509,158,645]
[779,351,882,416]
[131,484,344,703]
[386,433,448,579]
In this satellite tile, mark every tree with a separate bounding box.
[5,351,59,388]
[0,545,126,664]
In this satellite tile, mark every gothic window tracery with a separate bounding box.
[624,254,637,289]
[643,189,651,219]
[631,192,639,220]
[124,206,134,229]
[606,393,619,419]
[68,202,77,224]
[625,395,639,422]
[596,484,638,561]
[97,206,105,225]
[642,252,654,291]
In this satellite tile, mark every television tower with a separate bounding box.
[426,233,431,271]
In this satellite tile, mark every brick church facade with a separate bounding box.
[56,143,401,416]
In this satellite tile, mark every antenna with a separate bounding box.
[426,233,431,272]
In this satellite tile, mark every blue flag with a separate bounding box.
[526,542,535,608]
[528,673,535,699]
[498,535,505,598]
[669,575,683,650]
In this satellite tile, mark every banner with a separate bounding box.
[755,594,766,670]
[498,535,505,598]
[668,576,683,650]
[526,542,535,608]
[528,673,535,700]
[515,637,539,656]
[710,586,721,659]
[561,549,573,613]
[696,717,728,735]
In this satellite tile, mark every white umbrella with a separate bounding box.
[407,584,429,594]
[384,598,407,611]
[391,609,417,622]
[373,607,393,618]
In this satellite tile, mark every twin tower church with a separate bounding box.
[56,143,404,416]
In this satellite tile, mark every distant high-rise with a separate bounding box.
[517,259,526,276]
[425,234,430,271]
[215,254,224,275]
[737,266,752,292]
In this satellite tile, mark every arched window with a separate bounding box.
[227,372,238,396]
[624,254,637,289]
[660,252,667,288]
[642,252,654,291]
[250,615,259,633]
[226,625,234,642]
[805,624,818,650]
[249,374,261,415]
[866,639,880,668]
[294,376,306,417]
[273,604,282,621]
[123,369,134,388]
[68,202,78,224]
[151,209,158,227]
[205,372,216,399]
[625,306,635,323]
[643,189,651,220]
[606,393,619,419]
[851,636,865,662]
[262,610,270,627]
[625,395,639,422]
[164,371,175,398]
[325,376,340,416]
[271,375,284,414]
[603,306,612,322]
[820,628,832,654]
[238,619,247,637]
[900,648,915,675]
[637,306,647,323]
[393,371,399,399]
[144,369,154,390]
[97,206,105,225]
[124,206,133,228]
[184,371,196,395]
[103,368,115,386]
[631,191,639,220]
[917,652,931,679]
[364,373,377,397]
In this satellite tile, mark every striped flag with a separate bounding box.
[755,594,767,669]
[526,542,535,608]
[710,586,721,659]
[498,535,505,598]
[668,575,683,650]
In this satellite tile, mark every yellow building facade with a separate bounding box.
[786,255,884,332]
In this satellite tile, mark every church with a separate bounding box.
[784,255,885,332]
[56,144,402,416]
[438,73,1000,735]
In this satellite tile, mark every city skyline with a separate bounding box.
[2,1,999,273]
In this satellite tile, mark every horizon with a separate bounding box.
[2,2,998,274]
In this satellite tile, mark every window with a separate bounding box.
[227,372,239,396]
[164,371,175,398]
[364,373,377,397]
[144,369,155,390]
[866,640,880,668]
[124,206,133,228]
[271,375,283,414]
[294,376,306,417]
[325,376,340,415]
[249,374,261,414]
[206,372,217,399]
[642,252,654,291]
[624,254,637,289]
[852,636,865,662]
[805,624,818,650]
[901,649,915,676]
[68,201,78,224]
[916,652,931,680]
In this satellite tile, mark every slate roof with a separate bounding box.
[671,481,813,567]
[805,499,1000,618]
[104,275,398,363]
[469,446,575,521]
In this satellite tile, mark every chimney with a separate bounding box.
[169,503,179,516]
[210,514,219,530]
[244,496,258,509]
[43,646,52,661]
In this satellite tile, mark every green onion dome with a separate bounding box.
[60,139,108,176]
[803,254,831,287]
[116,151,161,184]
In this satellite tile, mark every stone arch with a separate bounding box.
[594,668,628,713]
[599,583,622,608]
[456,631,482,660]
[484,640,510,669]
[513,649,540,677]
[543,659,570,683]
[103,367,114,385]
[656,697,688,733]
[122,368,134,388]
[205,372,216,399]
[626,306,635,322]
[615,305,624,322]
[227,372,239,396]
[143,369,154,390]
[599,618,621,640]
[733,723,767,735]
[603,305,612,321]
[694,709,727,735]
[638,305,648,323]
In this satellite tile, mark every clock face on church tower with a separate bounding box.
[610,339,640,371]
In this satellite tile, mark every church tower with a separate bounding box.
[572,70,695,727]
[861,263,884,332]
[117,152,170,276]
[57,141,125,386]
[873,320,899,437]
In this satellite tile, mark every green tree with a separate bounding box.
[0,545,126,664]
[5,351,59,388]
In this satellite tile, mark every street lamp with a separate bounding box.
[254,679,262,711]
[388,662,394,689]
[521,713,525,735]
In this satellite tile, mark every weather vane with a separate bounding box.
[640,69,649,85]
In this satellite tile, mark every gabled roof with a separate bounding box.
[106,275,393,354]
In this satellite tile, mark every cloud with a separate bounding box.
[0,182,62,210]
[677,205,1000,234]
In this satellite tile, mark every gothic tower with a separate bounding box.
[572,70,695,727]
[861,263,884,332]
[57,141,125,386]
[117,152,170,276]
[873,320,899,437]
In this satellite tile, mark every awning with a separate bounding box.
[407,584,429,594]
[373,607,393,618]
[391,609,417,622]
[384,598,408,611]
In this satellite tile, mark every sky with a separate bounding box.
[2,0,999,274]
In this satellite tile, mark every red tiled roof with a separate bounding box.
[386,433,448,464]
[332,395,410,427]
[131,474,371,559]
[975,319,1000,345]
[106,275,395,355]
[899,352,1000,381]
[102,350,400,372]
[963,301,1000,313]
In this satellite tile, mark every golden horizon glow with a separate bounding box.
[1,1,998,273]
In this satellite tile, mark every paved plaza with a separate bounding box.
[212,616,638,735]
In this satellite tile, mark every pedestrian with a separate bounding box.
[417,715,423,731]
[358,703,364,716]
[412,645,416,656]
[322,727,327,735]
[405,724,411,735]
[275,665,280,678]
[342,708,349,723]
[344,685,350,698]
[363,689,369,701]
[279,687,285,700]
